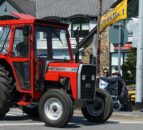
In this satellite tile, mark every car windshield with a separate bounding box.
[35,26,70,60]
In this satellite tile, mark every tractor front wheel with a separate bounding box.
[38,89,73,127]
[81,88,113,123]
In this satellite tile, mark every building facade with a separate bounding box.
[1,0,137,74]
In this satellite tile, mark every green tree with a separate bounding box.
[122,48,136,85]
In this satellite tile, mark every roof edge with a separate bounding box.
[41,14,97,20]
[79,25,97,48]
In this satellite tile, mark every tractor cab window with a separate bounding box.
[0,26,10,54]
[35,26,70,60]
[12,27,30,57]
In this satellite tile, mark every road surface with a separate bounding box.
[0,108,143,130]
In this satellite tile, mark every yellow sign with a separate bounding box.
[100,0,127,32]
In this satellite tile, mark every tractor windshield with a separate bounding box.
[35,26,71,60]
[0,26,10,54]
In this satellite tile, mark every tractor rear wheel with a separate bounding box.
[38,89,73,127]
[0,65,14,118]
[81,88,113,123]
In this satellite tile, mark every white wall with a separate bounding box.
[0,1,19,16]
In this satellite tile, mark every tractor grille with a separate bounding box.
[78,65,96,99]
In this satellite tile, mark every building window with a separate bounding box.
[43,32,47,39]
[43,29,60,39]
[71,18,89,38]
[110,52,128,74]
[125,19,133,36]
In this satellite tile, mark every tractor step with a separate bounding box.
[17,101,31,106]
[17,94,32,106]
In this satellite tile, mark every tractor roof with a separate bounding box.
[0,12,69,28]
[0,19,69,28]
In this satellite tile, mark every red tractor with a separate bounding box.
[0,13,113,127]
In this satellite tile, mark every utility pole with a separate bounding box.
[117,23,122,73]
[95,0,102,87]
[135,0,143,108]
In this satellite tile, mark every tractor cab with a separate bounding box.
[0,16,74,97]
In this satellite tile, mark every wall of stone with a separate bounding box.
[81,28,110,74]
[82,38,93,64]
[100,29,110,73]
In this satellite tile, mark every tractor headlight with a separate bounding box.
[82,75,86,81]
[91,75,95,81]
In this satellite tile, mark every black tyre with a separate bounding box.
[0,65,14,118]
[81,88,113,123]
[38,89,73,127]
[23,106,39,117]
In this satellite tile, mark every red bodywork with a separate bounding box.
[45,62,79,98]
[0,13,78,106]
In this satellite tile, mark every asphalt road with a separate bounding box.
[0,108,143,130]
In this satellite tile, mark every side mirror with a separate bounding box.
[23,25,31,36]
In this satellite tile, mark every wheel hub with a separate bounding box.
[44,98,63,121]
[52,105,58,112]
[87,97,104,117]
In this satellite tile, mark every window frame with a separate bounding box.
[71,18,89,38]
[12,25,31,58]
[34,25,71,60]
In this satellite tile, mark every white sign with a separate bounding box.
[132,18,139,48]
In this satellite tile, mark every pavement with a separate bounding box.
[111,111,143,121]
[74,109,143,122]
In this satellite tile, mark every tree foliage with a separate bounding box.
[122,48,136,85]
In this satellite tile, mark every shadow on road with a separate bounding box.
[65,116,119,128]
[0,115,40,121]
